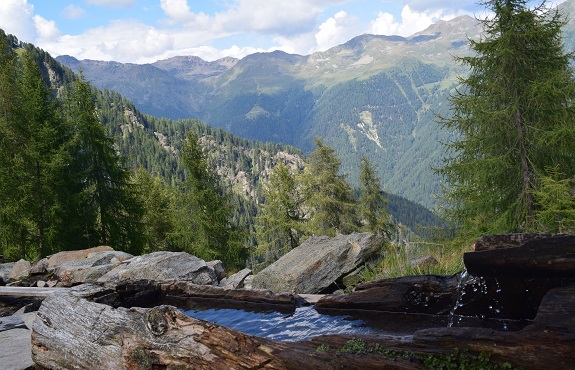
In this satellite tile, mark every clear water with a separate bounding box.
[184,306,383,342]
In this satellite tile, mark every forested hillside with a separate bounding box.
[0,29,439,268]
[58,15,481,209]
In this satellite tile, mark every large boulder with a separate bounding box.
[0,259,31,284]
[219,268,252,289]
[47,246,115,270]
[53,250,134,287]
[252,233,383,294]
[97,251,217,285]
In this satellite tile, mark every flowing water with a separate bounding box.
[447,269,529,331]
[183,306,384,341]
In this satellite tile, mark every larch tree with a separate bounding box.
[439,0,575,238]
[358,156,390,237]
[172,132,246,269]
[300,137,358,237]
[63,72,144,253]
[0,31,25,258]
[255,161,306,263]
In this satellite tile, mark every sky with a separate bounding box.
[0,0,565,64]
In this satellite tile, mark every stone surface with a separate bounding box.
[46,245,114,270]
[0,262,16,284]
[7,260,31,282]
[316,274,458,315]
[243,275,254,289]
[53,251,132,287]
[0,328,34,370]
[86,250,133,262]
[219,268,252,289]
[207,260,226,282]
[252,233,383,294]
[29,258,48,275]
[97,251,217,285]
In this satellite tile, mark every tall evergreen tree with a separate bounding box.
[358,156,390,236]
[439,0,575,238]
[63,73,144,253]
[133,168,176,253]
[172,132,246,269]
[17,48,70,257]
[300,138,358,236]
[255,161,306,262]
[0,31,25,258]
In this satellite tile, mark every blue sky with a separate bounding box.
[0,0,564,63]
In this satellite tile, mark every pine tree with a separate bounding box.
[358,156,390,236]
[255,161,306,262]
[300,137,358,236]
[438,0,575,238]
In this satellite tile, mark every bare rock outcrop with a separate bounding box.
[252,233,383,294]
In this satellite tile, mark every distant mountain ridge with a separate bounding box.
[58,2,575,210]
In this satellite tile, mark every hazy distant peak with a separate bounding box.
[410,15,479,40]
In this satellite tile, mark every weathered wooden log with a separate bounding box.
[316,274,458,315]
[30,287,421,369]
[464,234,575,277]
[160,280,305,312]
[30,282,575,370]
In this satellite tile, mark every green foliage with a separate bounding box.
[0,32,144,258]
[358,156,391,236]
[438,0,575,240]
[315,344,330,352]
[531,166,575,233]
[422,348,514,370]
[324,339,515,369]
[359,242,466,282]
[63,73,145,254]
[336,337,368,354]
[170,132,247,269]
[0,28,444,270]
[133,168,176,253]
[300,137,359,236]
[255,162,306,268]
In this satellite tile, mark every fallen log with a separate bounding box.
[464,234,575,277]
[30,282,575,370]
[31,287,421,369]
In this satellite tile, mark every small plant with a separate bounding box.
[422,348,515,370]
[337,338,367,354]
[316,344,330,352]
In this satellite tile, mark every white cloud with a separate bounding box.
[84,0,135,8]
[369,5,465,37]
[315,11,360,51]
[62,4,85,20]
[39,20,175,63]
[0,0,36,42]
[33,15,60,39]
[160,0,194,23]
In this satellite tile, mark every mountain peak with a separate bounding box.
[410,15,479,40]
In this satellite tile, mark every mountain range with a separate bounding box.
[55,0,575,210]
